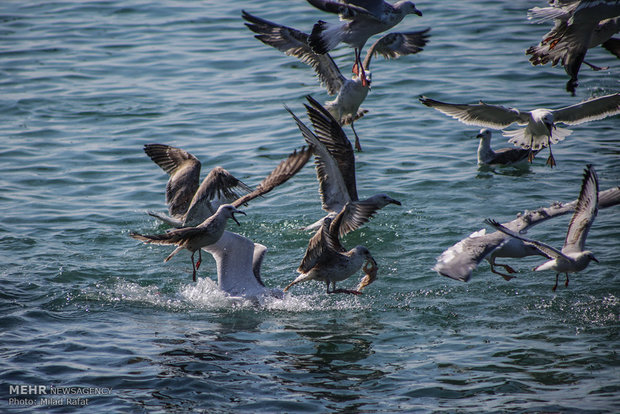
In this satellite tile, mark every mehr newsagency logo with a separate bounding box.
[7,384,112,407]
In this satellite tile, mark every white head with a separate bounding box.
[476,129,492,141]
[217,204,246,226]
[396,2,423,16]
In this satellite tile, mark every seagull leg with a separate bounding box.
[196,249,202,270]
[545,140,556,168]
[352,49,360,75]
[564,273,569,288]
[351,122,362,152]
[527,136,536,163]
[330,287,363,295]
[191,251,197,282]
[583,60,608,71]
[552,273,559,292]
[489,260,516,281]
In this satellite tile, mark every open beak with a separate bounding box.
[232,210,246,226]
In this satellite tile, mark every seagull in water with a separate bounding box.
[526,1,620,95]
[306,0,423,85]
[475,129,538,166]
[286,95,401,235]
[485,164,600,291]
[132,147,313,281]
[419,93,620,167]
[433,184,619,283]
[284,212,378,295]
[145,144,311,227]
[242,10,429,151]
[202,230,283,299]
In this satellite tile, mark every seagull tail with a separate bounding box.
[309,20,342,54]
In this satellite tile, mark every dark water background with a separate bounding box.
[1,0,618,412]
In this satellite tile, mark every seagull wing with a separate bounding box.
[144,143,201,217]
[304,95,358,201]
[298,217,332,273]
[183,167,252,225]
[563,165,599,253]
[242,11,345,95]
[232,146,313,208]
[552,93,620,125]
[286,105,351,213]
[419,96,526,128]
[334,200,385,237]
[362,29,431,69]
[485,219,568,261]
[306,0,376,20]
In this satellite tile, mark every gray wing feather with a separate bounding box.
[552,93,620,125]
[419,96,527,128]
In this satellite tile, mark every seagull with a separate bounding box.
[433,176,619,284]
[201,231,283,299]
[419,93,620,167]
[485,165,600,291]
[131,204,246,282]
[131,147,312,281]
[143,143,252,227]
[526,1,620,95]
[475,129,537,166]
[242,10,429,151]
[145,144,312,227]
[283,211,378,294]
[306,0,423,84]
[286,95,401,236]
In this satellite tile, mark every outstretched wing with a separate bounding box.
[304,95,358,201]
[419,96,527,128]
[552,93,620,125]
[362,29,430,69]
[306,0,375,20]
[484,219,567,261]
[232,146,313,207]
[563,164,599,253]
[242,10,345,95]
[144,143,201,217]
[286,104,351,213]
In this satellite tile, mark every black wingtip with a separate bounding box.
[309,20,329,54]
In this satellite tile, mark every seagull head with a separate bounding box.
[374,194,402,207]
[218,204,246,226]
[397,2,423,16]
[541,112,555,136]
[476,129,492,140]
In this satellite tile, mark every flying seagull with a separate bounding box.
[283,211,378,294]
[242,10,429,150]
[419,93,620,167]
[145,144,312,227]
[485,164,600,291]
[131,204,246,282]
[526,1,620,95]
[433,174,619,284]
[132,147,312,281]
[306,0,423,84]
[286,95,401,236]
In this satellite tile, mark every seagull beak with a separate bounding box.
[476,133,483,139]
[232,210,246,226]
[414,8,422,16]
[390,198,402,206]
[591,255,599,263]
[546,122,555,136]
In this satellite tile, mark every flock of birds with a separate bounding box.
[130,0,620,299]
